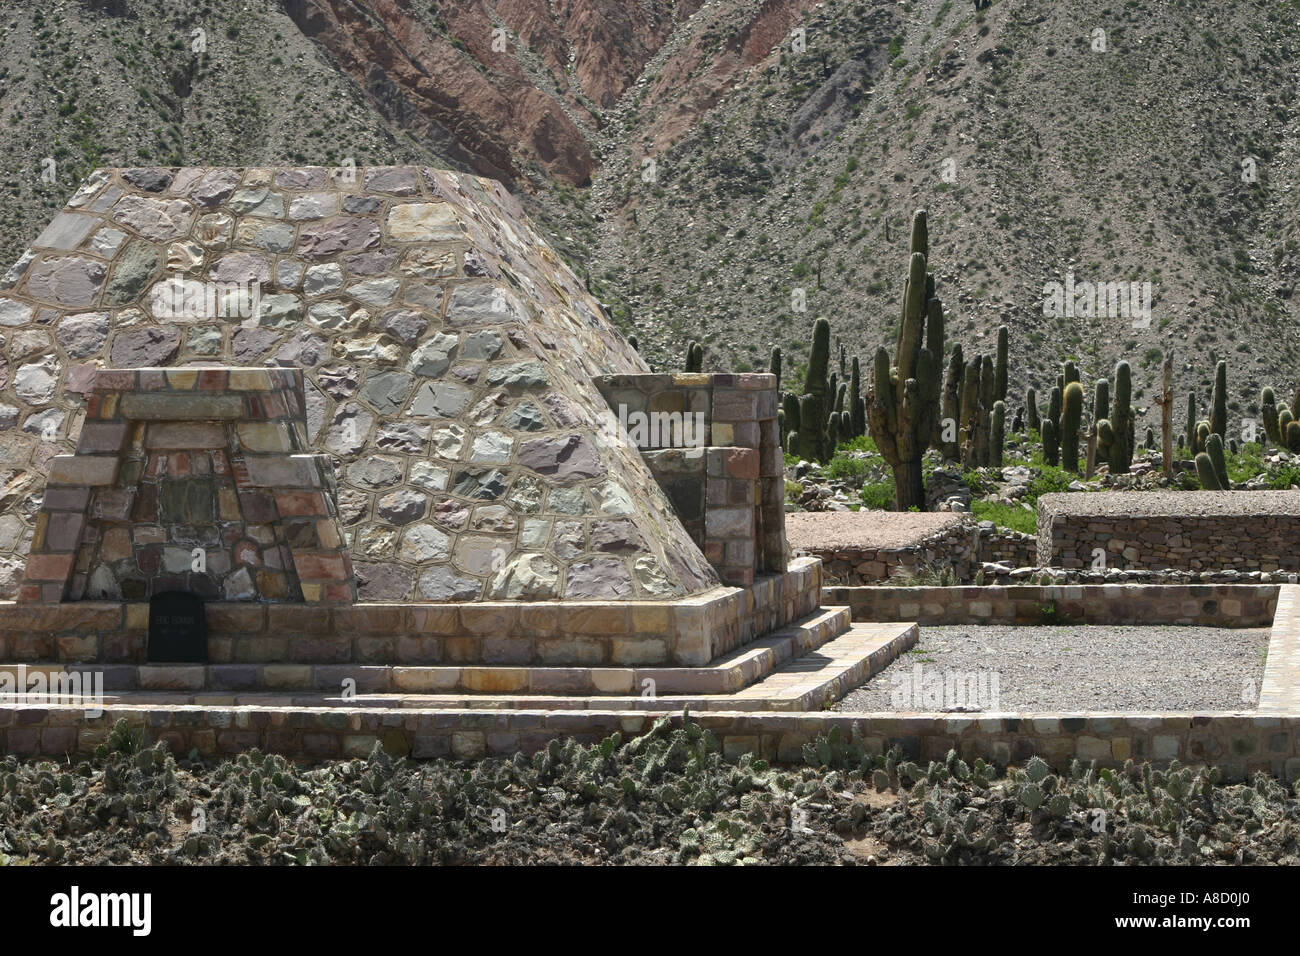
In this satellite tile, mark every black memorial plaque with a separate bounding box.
[147,592,207,663]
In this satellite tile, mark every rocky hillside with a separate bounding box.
[2,0,1299,433]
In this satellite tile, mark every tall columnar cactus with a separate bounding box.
[1288,420,1300,453]
[959,354,983,465]
[978,354,995,465]
[1092,378,1111,466]
[1262,387,1280,447]
[1042,418,1059,468]
[991,400,1006,468]
[995,325,1009,402]
[1195,452,1223,490]
[1185,392,1196,454]
[1100,360,1133,473]
[1093,379,1110,427]
[781,392,800,448]
[1211,360,1228,443]
[939,344,964,459]
[1026,387,1040,432]
[868,209,944,510]
[1063,361,1079,387]
[852,356,863,439]
[769,346,782,392]
[685,340,704,372]
[1205,433,1229,489]
[1061,381,1084,473]
[1043,385,1062,466]
[795,317,832,462]
[1195,420,1211,455]
[795,394,820,462]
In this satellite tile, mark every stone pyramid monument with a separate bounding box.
[0,166,720,604]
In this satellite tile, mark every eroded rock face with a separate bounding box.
[0,166,717,602]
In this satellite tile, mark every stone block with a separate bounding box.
[145,422,227,449]
[47,455,119,487]
[119,392,245,420]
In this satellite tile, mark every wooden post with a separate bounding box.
[1158,350,1174,477]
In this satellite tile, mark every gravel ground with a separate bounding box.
[785,511,963,550]
[1037,489,1300,517]
[836,625,1270,712]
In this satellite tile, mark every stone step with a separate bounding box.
[0,620,911,713]
[0,607,853,696]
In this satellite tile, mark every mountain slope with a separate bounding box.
[1,0,1298,436]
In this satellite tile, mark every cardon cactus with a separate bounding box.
[868,209,944,510]
[686,340,704,372]
[796,317,832,462]
[1205,433,1229,488]
[1108,360,1133,473]
[1026,387,1040,432]
[1211,360,1228,442]
[1262,387,1280,447]
[978,354,995,464]
[769,346,782,392]
[1097,418,1115,465]
[1194,419,1212,454]
[1093,379,1110,431]
[1185,392,1197,453]
[781,392,800,448]
[991,400,1006,467]
[940,344,964,459]
[959,354,983,465]
[1061,381,1084,473]
[995,325,1009,401]
[1042,418,1059,467]
[1288,420,1300,453]
[850,356,865,438]
[1195,452,1223,490]
[795,394,821,462]
[1043,385,1062,466]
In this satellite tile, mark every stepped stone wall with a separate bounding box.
[0,166,722,602]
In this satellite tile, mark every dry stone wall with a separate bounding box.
[0,166,720,602]
[1039,491,1300,573]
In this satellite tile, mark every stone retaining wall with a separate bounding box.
[0,557,821,667]
[1038,490,1300,572]
[3,706,1295,781]
[797,519,1035,585]
[823,583,1279,627]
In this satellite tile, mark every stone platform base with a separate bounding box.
[0,620,912,714]
[5,606,854,696]
[0,558,821,668]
